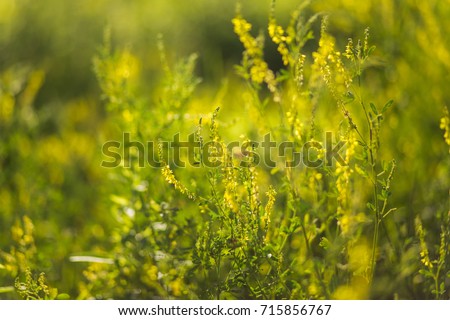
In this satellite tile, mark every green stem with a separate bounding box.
[298,206,330,298]
[357,74,380,284]
[369,157,381,279]
[370,219,380,281]
[434,263,442,299]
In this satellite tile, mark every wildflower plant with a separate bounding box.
[0,0,449,302]
[74,0,448,300]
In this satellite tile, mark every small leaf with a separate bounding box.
[56,293,71,300]
[270,167,280,175]
[345,91,354,99]
[369,102,379,115]
[356,140,367,147]
[367,45,376,56]
[418,269,433,277]
[276,69,291,82]
[355,165,369,179]
[344,91,355,104]
[382,99,394,113]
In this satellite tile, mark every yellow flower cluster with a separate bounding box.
[248,60,268,84]
[415,217,432,268]
[286,107,304,141]
[15,268,52,300]
[440,106,450,148]
[223,163,238,212]
[335,132,357,235]
[344,28,371,63]
[158,140,195,200]
[0,216,37,276]
[268,18,292,66]
[295,54,306,89]
[308,172,323,193]
[263,186,277,228]
[142,264,159,283]
[115,50,139,80]
[161,165,196,200]
[232,15,278,94]
[313,30,352,98]
[344,38,354,60]
[247,166,261,212]
[232,17,260,56]
[363,28,370,57]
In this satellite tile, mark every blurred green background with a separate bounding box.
[0,0,449,298]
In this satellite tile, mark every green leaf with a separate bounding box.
[440,282,446,292]
[355,165,369,179]
[382,100,394,113]
[56,293,71,300]
[270,167,280,175]
[276,69,291,82]
[369,102,379,115]
[367,45,376,56]
[356,140,367,147]
[343,91,355,104]
[418,269,434,278]
[366,202,376,212]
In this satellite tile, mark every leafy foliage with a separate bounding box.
[0,0,449,300]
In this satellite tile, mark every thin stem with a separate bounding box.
[357,73,380,283]
[434,262,443,299]
[297,202,330,298]
[370,219,380,281]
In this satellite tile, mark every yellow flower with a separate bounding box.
[161,165,196,200]
[250,61,268,84]
[336,132,356,235]
[263,186,277,226]
[440,106,450,147]
[268,18,291,65]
